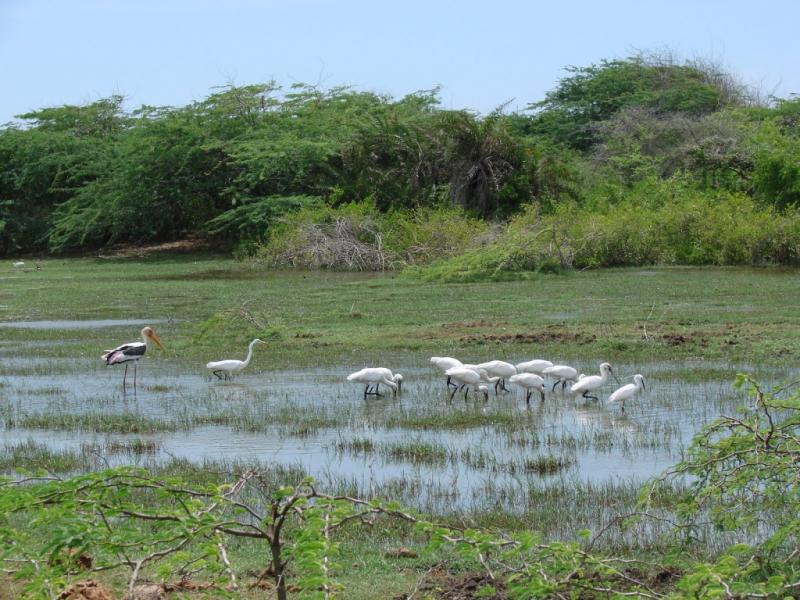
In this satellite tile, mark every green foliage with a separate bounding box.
[644,375,800,598]
[1,374,798,598]
[258,201,488,270]
[412,180,800,281]
[527,53,748,149]
[1,55,798,259]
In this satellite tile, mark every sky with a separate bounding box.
[1,0,798,123]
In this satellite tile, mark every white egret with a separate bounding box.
[476,360,517,393]
[430,356,462,389]
[570,363,620,401]
[12,261,25,268]
[542,364,579,391]
[515,359,553,375]
[608,374,646,412]
[102,326,165,390]
[509,373,545,404]
[347,367,403,399]
[206,338,266,380]
[445,367,490,401]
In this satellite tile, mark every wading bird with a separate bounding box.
[570,362,620,401]
[509,373,545,404]
[347,367,403,399]
[430,356,463,389]
[542,364,579,391]
[607,374,646,412]
[476,360,517,393]
[445,366,490,401]
[206,338,266,380]
[102,326,165,390]
[515,359,553,376]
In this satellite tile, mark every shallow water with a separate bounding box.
[0,318,170,330]
[2,333,786,516]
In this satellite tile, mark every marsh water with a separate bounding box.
[2,319,780,522]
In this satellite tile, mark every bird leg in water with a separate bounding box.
[551,380,560,392]
[133,363,137,390]
[581,391,599,402]
[463,387,470,401]
[499,378,510,393]
[449,386,459,401]
[446,376,458,389]
[539,389,546,402]
[561,380,568,391]
[525,390,532,405]
[122,364,129,389]
[213,370,224,380]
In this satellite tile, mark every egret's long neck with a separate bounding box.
[242,341,258,367]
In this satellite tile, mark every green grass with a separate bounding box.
[2,256,799,598]
[2,258,800,366]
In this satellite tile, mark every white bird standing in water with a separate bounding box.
[476,360,517,393]
[515,359,553,376]
[102,326,165,390]
[542,364,579,391]
[608,374,646,412]
[430,356,462,389]
[445,367,490,401]
[206,338,266,380]
[570,362,620,401]
[347,367,403,398]
[509,373,545,404]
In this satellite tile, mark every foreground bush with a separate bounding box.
[2,375,797,598]
[412,180,800,282]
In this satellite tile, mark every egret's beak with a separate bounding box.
[149,332,165,351]
[641,378,646,391]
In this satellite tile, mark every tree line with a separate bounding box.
[1,52,798,257]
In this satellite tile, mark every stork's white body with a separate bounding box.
[430,356,462,371]
[515,359,553,375]
[347,367,403,397]
[509,373,545,404]
[476,360,516,393]
[608,374,646,412]
[206,339,265,380]
[542,364,579,391]
[570,362,618,400]
[445,366,489,401]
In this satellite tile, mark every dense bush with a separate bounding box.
[1,54,797,258]
[411,180,800,282]
[257,202,489,270]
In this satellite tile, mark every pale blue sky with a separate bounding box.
[1,0,798,123]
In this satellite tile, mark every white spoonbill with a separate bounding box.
[570,362,620,401]
[476,360,517,393]
[542,364,579,391]
[102,326,165,390]
[607,374,646,412]
[515,359,553,375]
[347,367,403,398]
[445,367,490,401]
[509,373,545,404]
[206,338,266,380]
[430,356,462,389]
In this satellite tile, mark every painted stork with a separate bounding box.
[102,326,165,390]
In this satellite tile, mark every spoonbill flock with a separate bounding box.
[102,327,647,410]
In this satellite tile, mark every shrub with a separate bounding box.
[256,202,488,270]
[411,180,800,281]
